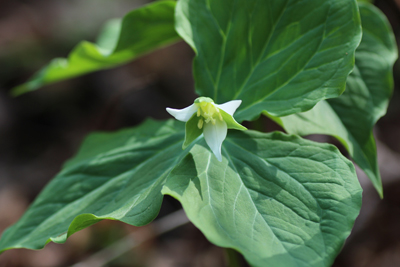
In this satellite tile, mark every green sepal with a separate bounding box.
[183,114,203,149]
[220,109,247,131]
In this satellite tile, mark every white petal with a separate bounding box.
[203,120,227,162]
[166,104,197,122]
[215,100,242,116]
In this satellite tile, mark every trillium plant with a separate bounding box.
[0,0,397,266]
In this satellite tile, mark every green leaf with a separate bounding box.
[11,1,180,96]
[266,2,398,198]
[163,131,362,267]
[0,119,362,267]
[0,119,188,251]
[175,0,362,121]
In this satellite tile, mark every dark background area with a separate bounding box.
[0,0,399,266]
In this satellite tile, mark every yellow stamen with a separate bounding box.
[198,118,204,129]
[218,112,223,121]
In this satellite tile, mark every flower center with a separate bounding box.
[196,102,223,129]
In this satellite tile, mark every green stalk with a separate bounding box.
[225,248,241,267]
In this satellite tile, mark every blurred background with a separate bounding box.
[0,0,399,266]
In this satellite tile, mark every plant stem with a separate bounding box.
[225,248,241,267]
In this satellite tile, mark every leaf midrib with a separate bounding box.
[224,139,328,265]
[221,145,302,267]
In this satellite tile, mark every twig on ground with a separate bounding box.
[71,209,189,267]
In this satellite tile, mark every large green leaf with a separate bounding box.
[11,1,180,96]
[164,131,361,267]
[0,119,362,267]
[0,119,188,250]
[175,0,362,121]
[266,3,398,198]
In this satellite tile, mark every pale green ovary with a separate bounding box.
[195,100,223,129]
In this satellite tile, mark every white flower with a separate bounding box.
[166,97,246,162]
